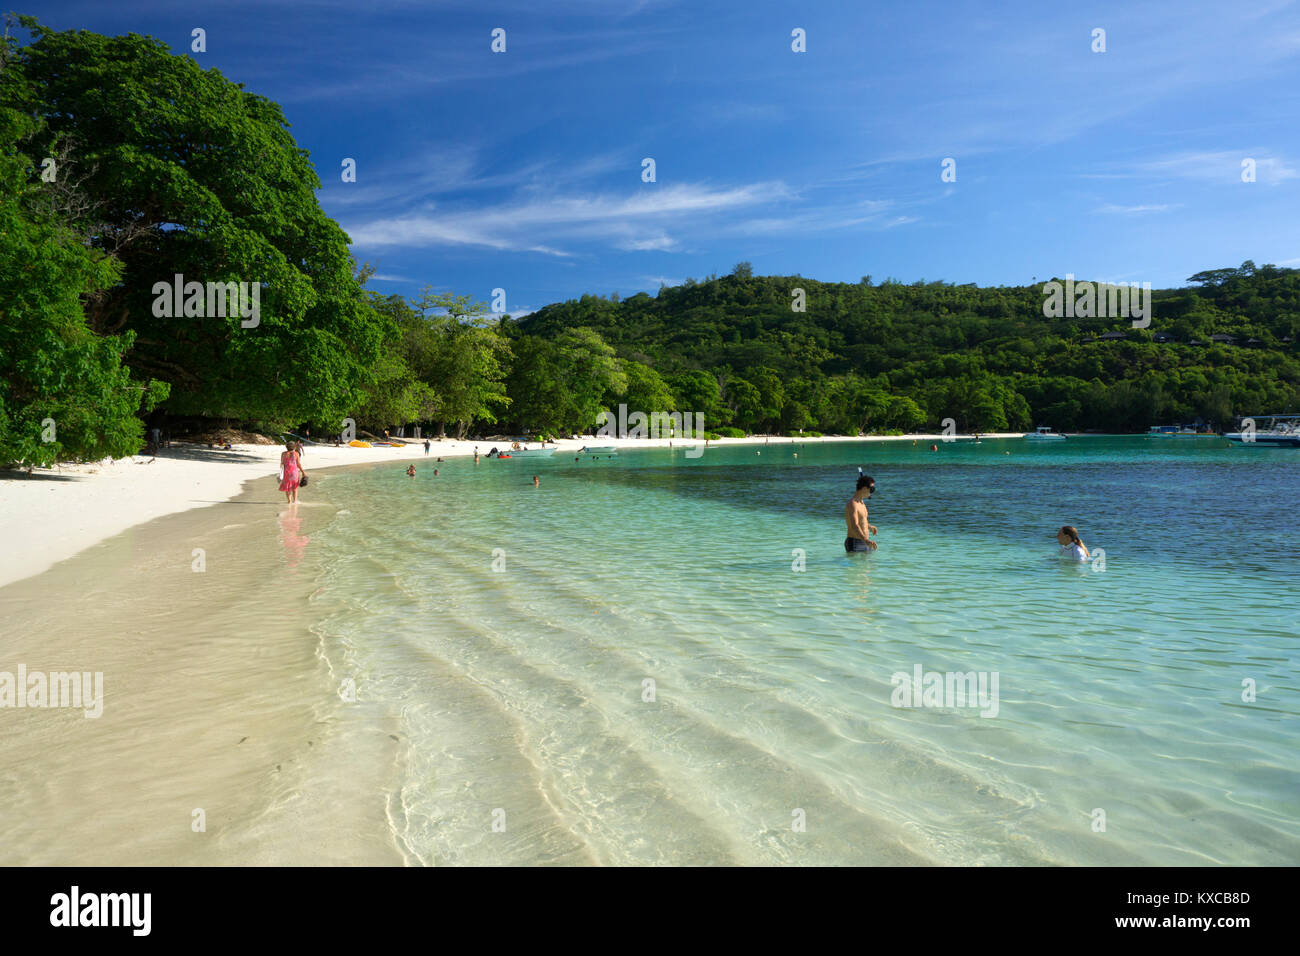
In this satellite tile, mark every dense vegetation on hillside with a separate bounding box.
[513,264,1300,435]
[3,19,1298,466]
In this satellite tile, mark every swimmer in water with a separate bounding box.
[532,475,540,487]
[1056,525,1089,561]
[406,465,416,477]
[844,474,878,552]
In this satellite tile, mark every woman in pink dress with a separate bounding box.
[279,441,303,503]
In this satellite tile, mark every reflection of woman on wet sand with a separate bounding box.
[279,509,311,569]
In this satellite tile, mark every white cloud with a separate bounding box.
[1138,151,1298,185]
[619,235,678,251]
[1097,203,1179,214]
[728,199,906,236]
[344,181,792,254]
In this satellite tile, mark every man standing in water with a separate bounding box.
[844,474,878,552]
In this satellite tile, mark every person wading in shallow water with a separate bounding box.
[844,474,878,552]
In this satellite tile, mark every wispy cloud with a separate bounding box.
[320,149,630,211]
[727,199,910,236]
[1137,150,1298,185]
[344,181,793,255]
[620,235,678,251]
[270,25,683,102]
[1097,203,1179,214]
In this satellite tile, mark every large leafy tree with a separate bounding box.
[7,18,388,426]
[407,288,512,438]
[505,335,571,435]
[353,292,439,432]
[0,88,167,465]
[505,327,625,435]
[617,359,676,416]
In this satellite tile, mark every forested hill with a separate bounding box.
[516,264,1300,434]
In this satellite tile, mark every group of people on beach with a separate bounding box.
[843,472,1090,561]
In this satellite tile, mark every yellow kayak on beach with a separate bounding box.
[348,440,371,447]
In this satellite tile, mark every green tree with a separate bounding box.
[618,360,676,415]
[353,292,438,431]
[407,288,511,438]
[668,369,724,427]
[556,328,626,432]
[0,102,167,467]
[9,18,388,427]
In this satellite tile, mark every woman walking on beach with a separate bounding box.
[279,441,304,504]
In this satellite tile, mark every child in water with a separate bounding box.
[1056,525,1089,561]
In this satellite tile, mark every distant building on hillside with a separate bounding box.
[1152,332,1177,343]
[1210,333,1237,344]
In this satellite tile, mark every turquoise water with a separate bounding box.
[307,438,1299,865]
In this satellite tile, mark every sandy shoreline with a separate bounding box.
[0,474,408,865]
[0,432,1018,590]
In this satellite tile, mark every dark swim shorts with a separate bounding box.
[845,536,874,553]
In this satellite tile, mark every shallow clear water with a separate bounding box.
[308,437,1300,865]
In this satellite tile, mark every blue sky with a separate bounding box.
[30,0,1300,315]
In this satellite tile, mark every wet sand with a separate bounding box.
[0,470,404,865]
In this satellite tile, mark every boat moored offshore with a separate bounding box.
[1225,414,1300,447]
[1024,426,1066,441]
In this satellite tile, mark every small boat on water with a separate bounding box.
[486,442,554,458]
[1024,426,1066,441]
[573,445,618,456]
[1147,424,1218,437]
[1225,414,1300,447]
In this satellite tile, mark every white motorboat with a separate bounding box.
[1024,426,1066,441]
[1225,415,1300,447]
